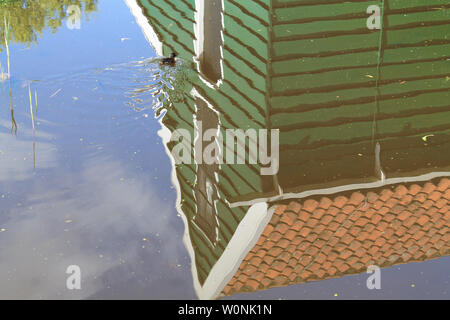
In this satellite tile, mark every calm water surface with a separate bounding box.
[0,0,448,299]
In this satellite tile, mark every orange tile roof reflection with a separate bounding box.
[222,178,450,296]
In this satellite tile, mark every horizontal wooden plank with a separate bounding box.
[222,47,267,90]
[380,59,449,81]
[380,76,450,96]
[273,32,379,57]
[152,0,195,22]
[273,18,367,39]
[221,63,266,105]
[223,15,269,60]
[272,51,379,75]
[382,43,450,63]
[387,8,450,27]
[273,0,373,7]
[278,108,450,149]
[389,0,448,10]
[226,0,270,25]
[272,66,378,93]
[274,1,369,23]
[271,90,450,128]
[387,24,450,46]
[271,86,376,111]
[193,84,266,129]
[143,13,195,57]
[222,33,267,74]
[146,0,195,39]
[272,58,448,95]
[225,0,269,37]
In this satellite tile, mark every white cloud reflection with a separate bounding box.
[0,156,194,299]
[0,120,57,181]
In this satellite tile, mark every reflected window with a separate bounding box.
[193,97,220,244]
[195,0,223,84]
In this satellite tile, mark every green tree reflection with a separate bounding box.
[0,0,98,50]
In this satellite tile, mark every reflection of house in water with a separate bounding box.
[127,0,450,298]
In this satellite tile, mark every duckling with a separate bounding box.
[160,52,177,66]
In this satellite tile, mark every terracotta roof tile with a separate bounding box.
[305,218,320,228]
[261,240,275,251]
[334,226,347,238]
[342,204,356,215]
[399,194,414,206]
[268,246,283,257]
[232,281,244,292]
[416,215,429,226]
[284,229,297,242]
[415,193,428,203]
[249,256,263,266]
[423,182,436,194]
[409,184,421,195]
[274,223,290,234]
[397,210,411,221]
[298,210,310,222]
[285,201,301,214]
[319,197,333,210]
[380,189,393,201]
[363,223,376,233]
[373,200,385,210]
[262,224,274,237]
[334,212,348,224]
[268,231,282,242]
[298,227,312,237]
[222,178,450,296]
[312,208,326,220]
[429,191,442,202]
[349,191,366,205]
[437,178,450,191]
[394,185,409,199]
[334,196,348,209]
[281,211,298,226]
[303,199,319,213]
[277,239,291,249]
[265,269,278,280]
[436,198,447,209]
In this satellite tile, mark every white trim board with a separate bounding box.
[158,121,273,300]
[229,171,450,208]
[125,0,163,56]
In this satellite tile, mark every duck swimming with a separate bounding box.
[160,52,177,66]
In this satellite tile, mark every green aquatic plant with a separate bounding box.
[3,14,17,134]
[34,89,37,117]
[28,84,35,169]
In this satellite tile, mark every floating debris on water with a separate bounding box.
[50,88,62,98]
[0,72,10,82]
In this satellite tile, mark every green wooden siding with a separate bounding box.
[270,0,450,192]
[137,0,450,285]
